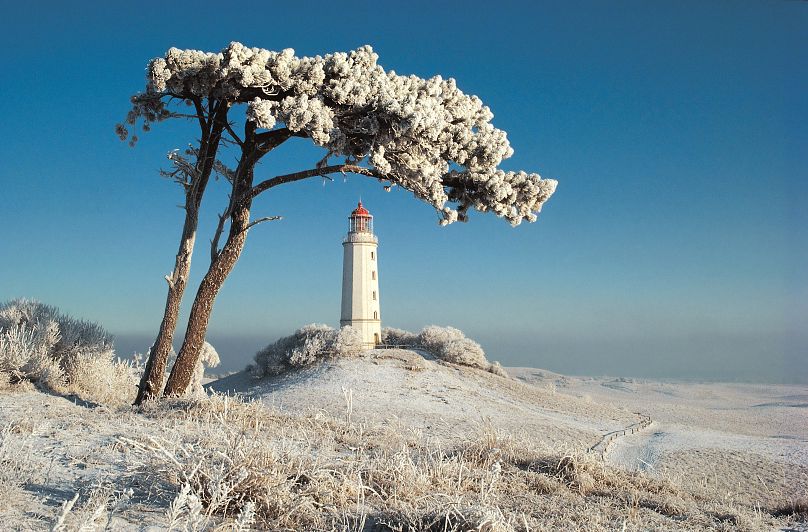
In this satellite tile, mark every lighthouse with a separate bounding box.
[340,201,381,348]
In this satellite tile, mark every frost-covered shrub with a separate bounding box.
[382,324,507,377]
[254,325,363,377]
[0,299,138,405]
[191,342,220,397]
[487,360,509,378]
[381,327,418,346]
[0,299,113,362]
[330,326,364,358]
[419,326,488,369]
[0,321,63,388]
[287,324,333,368]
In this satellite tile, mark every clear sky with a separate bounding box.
[0,0,805,382]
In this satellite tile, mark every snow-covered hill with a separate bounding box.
[208,349,638,449]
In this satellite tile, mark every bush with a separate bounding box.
[254,324,363,377]
[191,342,220,397]
[0,318,63,389]
[383,325,507,377]
[0,299,138,405]
[381,327,418,346]
[419,325,488,368]
[253,323,507,379]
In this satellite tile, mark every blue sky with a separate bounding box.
[0,0,805,381]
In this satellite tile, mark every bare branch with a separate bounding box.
[223,120,243,146]
[244,216,282,232]
[249,164,381,201]
[255,128,289,145]
[191,97,207,135]
[254,128,308,151]
[166,112,206,120]
[210,209,230,262]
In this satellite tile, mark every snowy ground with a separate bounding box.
[209,349,640,450]
[0,351,805,530]
[509,368,808,512]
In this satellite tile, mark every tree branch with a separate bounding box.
[249,164,381,201]
[210,209,229,262]
[254,128,308,151]
[223,120,243,146]
[191,97,208,135]
[244,215,282,232]
[166,112,206,120]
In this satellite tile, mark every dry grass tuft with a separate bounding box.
[111,394,784,531]
[0,422,36,504]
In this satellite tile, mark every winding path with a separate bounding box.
[587,412,653,461]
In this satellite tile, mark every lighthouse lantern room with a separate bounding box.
[340,202,382,348]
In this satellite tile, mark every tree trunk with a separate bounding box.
[134,220,196,404]
[134,106,227,404]
[163,159,256,396]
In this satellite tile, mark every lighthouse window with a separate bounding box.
[372,271,376,280]
[372,291,376,300]
[371,251,375,260]
[373,311,378,319]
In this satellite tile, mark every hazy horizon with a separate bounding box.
[113,330,808,385]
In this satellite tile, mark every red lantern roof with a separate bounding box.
[350,201,372,218]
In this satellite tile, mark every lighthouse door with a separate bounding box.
[374,333,380,345]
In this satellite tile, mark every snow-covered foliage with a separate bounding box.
[191,342,220,397]
[253,324,363,376]
[380,327,418,346]
[122,43,557,226]
[0,300,138,405]
[419,325,487,368]
[0,320,63,389]
[382,325,507,376]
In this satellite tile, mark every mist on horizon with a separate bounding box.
[113,328,808,385]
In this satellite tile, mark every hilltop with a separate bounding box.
[209,348,638,448]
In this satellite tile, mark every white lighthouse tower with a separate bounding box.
[340,201,381,348]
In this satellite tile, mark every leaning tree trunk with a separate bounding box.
[134,217,197,403]
[163,171,255,396]
[135,106,228,404]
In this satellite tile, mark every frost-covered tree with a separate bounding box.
[121,72,232,404]
[122,43,557,399]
